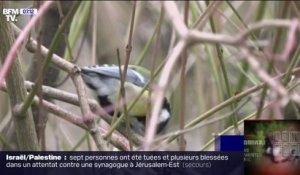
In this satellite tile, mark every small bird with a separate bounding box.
[80,64,171,136]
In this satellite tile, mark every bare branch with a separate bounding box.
[280,19,299,60]
[163,1,189,38]
[1,82,130,150]
[144,40,187,150]
[239,46,300,103]
[12,21,108,150]
[145,1,300,149]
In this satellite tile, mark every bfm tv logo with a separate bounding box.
[2,8,38,22]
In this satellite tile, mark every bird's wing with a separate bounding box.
[81,65,148,87]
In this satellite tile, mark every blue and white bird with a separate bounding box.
[80,65,171,135]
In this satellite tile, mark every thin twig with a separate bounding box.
[280,19,299,61]
[207,1,239,134]
[144,40,187,150]
[178,0,189,151]
[146,4,164,142]
[71,67,108,151]
[193,1,222,29]
[163,1,188,38]
[1,82,130,150]
[121,1,137,150]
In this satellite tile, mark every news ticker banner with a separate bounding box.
[3,120,299,175]
[0,151,243,175]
